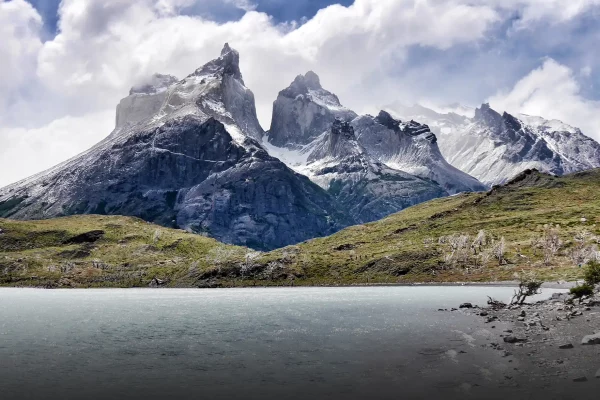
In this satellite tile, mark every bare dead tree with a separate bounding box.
[542,225,562,265]
[443,234,471,268]
[530,236,543,257]
[264,261,285,281]
[239,251,261,280]
[472,230,487,255]
[571,230,598,266]
[152,229,162,244]
[493,237,506,265]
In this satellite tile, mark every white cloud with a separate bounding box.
[1,0,600,186]
[489,59,600,140]
[34,0,500,125]
[0,0,42,115]
[581,65,592,77]
[0,110,114,188]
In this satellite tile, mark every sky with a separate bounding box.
[1,0,600,187]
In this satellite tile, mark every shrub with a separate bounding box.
[583,260,600,286]
[511,273,543,305]
[570,283,594,299]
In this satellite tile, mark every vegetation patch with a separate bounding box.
[1,169,599,287]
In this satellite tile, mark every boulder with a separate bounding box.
[149,277,168,288]
[559,344,574,349]
[460,303,473,309]
[504,336,526,344]
[581,333,600,345]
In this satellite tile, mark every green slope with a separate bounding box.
[1,169,599,287]
[0,215,247,288]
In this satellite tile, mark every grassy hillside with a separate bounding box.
[0,215,248,288]
[1,169,599,287]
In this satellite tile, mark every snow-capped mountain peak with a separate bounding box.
[298,117,448,223]
[116,73,179,129]
[473,103,503,126]
[352,112,486,194]
[191,42,243,82]
[307,118,362,163]
[116,43,264,142]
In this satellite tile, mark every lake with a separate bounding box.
[0,286,566,400]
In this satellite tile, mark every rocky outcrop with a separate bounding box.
[116,73,179,129]
[268,71,357,148]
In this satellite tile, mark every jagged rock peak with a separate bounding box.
[288,71,325,93]
[331,118,356,140]
[193,43,243,82]
[221,42,234,56]
[129,73,178,95]
[301,71,322,89]
[375,110,401,132]
[474,103,502,125]
[269,70,357,147]
[502,111,523,132]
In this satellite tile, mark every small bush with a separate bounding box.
[583,260,600,286]
[570,283,594,299]
[511,273,543,305]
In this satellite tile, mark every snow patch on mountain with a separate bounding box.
[353,111,486,193]
[390,103,600,186]
[295,118,448,223]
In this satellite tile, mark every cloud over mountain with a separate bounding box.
[1,0,600,187]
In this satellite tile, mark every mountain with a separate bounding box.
[390,103,600,186]
[267,71,357,148]
[352,111,486,194]
[297,118,447,223]
[0,44,352,251]
[265,73,485,198]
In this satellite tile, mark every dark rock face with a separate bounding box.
[0,117,349,250]
[268,71,357,148]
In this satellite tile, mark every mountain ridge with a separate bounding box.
[0,45,352,251]
[389,102,600,186]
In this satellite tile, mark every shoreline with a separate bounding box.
[0,280,578,290]
[455,288,600,393]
